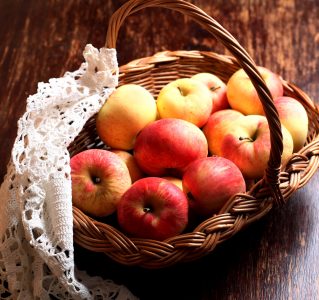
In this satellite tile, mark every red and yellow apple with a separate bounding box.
[134,118,208,177]
[183,156,246,216]
[70,149,131,217]
[227,66,284,115]
[117,177,189,241]
[273,96,308,152]
[202,109,244,156]
[217,115,293,179]
[156,78,212,127]
[192,72,229,113]
[110,149,145,183]
[96,84,157,150]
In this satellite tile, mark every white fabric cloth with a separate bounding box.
[0,44,137,299]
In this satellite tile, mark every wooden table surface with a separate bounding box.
[1,0,318,299]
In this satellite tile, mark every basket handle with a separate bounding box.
[105,0,284,205]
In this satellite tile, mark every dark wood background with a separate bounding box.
[0,0,318,299]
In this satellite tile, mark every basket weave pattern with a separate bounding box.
[69,0,319,268]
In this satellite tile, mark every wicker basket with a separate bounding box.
[69,0,319,269]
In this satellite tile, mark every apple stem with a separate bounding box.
[239,137,254,142]
[187,192,195,202]
[143,207,152,213]
[210,86,221,92]
[177,86,184,96]
[92,176,101,184]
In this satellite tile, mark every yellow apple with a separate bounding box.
[96,84,157,150]
[110,149,145,183]
[162,176,183,190]
[227,66,284,115]
[156,78,212,127]
[273,96,308,152]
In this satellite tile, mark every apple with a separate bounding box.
[156,78,212,127]
[96,84,157,150]
[117,177,189,241]
[70,149,132,217]
[218,115,293,179]
[192,72,230,113]
[110,149,144,182]
[134,118,208,177]
[273,96,308,152]
[162,176,183,190]
[183,156,246,216]
[227,66,284,115]
[203,109,244,156]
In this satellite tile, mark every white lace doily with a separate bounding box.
[0,44,138,300]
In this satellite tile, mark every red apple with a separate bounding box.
[227,66,284,115]
[117,177,189,241]
[183,156,246,216]
[192,72,230,113]
[134,118,208,177]
[202,109,244,156]
[70,149,131,217]
[219,115,293,179]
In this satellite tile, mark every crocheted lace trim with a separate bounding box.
[0,44,137,300]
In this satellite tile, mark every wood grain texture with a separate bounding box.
[0,0,318,299]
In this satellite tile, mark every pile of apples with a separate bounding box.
[70,66,309,241]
